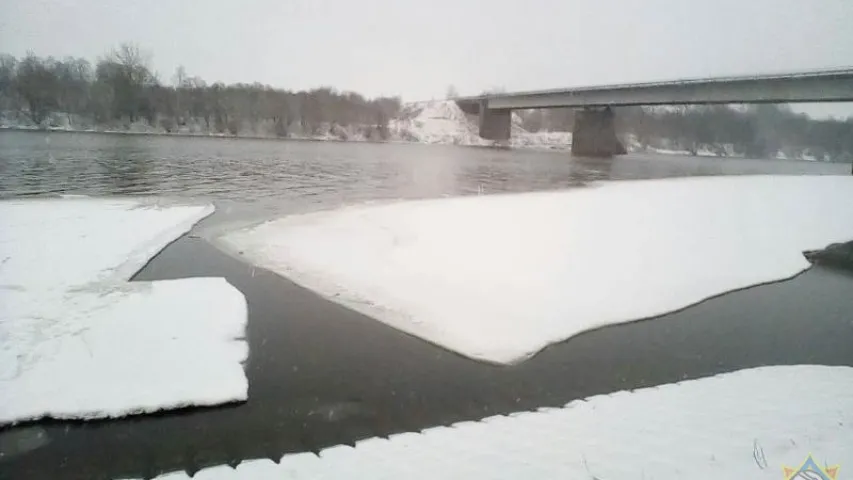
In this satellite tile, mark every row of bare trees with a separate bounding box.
[618,105,853,160]
[515,105,853,160]
[0,44,402,138]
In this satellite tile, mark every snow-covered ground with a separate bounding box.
[0,198,248,424]
[131,365,853,480]
[219,175,853,365]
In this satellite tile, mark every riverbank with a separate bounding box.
[0,124,384,145]
[7,101,853,163]
[0,103,577,152]
[0,124,579,154]
[3,224,852,480]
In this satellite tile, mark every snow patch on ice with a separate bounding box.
[139,365,853,480]
[219,175,853,364]
[0,198,248,424]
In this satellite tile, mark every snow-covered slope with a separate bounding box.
[389,100,572,149]
[389,101,490,146]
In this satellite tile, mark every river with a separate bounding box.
[3,130,847,201]
[1,130,852,480]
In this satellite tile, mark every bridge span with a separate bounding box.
[454,68,853,157]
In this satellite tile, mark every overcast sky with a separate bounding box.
[2,0,852,116]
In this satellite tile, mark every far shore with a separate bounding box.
[0,124,389,144]
[0,124,567,150]
[0,124,577,152]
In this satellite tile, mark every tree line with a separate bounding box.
[0,44,402,139]
[518,104,853,161]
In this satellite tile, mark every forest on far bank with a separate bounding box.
[0,45,402,139]
[516,103,853,160]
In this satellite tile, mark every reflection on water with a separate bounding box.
[1,131,848,215]
[93,137,156,193]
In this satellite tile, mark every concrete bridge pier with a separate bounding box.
[571,107,626,157]
[478,100,512,141]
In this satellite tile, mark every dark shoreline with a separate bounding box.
[0,127,570,159]
[0,124,396,145]
[2,228,853,480]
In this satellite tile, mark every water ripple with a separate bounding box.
[1,131,847,214]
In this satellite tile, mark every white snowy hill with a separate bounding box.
[389,100,572,149]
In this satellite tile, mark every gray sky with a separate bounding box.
[2,0,852,117]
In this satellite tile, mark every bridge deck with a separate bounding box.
[456,68,853,110]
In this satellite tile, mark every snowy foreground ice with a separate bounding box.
[134,365,853,480]
[0,198,248,425]
[220,175,853,364]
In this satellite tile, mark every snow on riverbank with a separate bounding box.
[5,105,846,161]
[389,101,489,146]
[0,198,248,424]
[389,100,573,149]
[219,175,853,365]
[2,102,574,151]
[136,365,853,480]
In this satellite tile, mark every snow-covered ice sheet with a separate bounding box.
[219,175,853,364]
[0,198,219,289]
[0,198,248,424]
[137,365,853,480]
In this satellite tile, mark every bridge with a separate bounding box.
[454,68,853,157]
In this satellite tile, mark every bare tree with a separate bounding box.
[172,65,187,88]
[97,43,155,122]
[171,65,190,124]
[15,53,60,124]
[52,57,93,115]
[0,54,19,110]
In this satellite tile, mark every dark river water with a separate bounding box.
[2,130,846,203]
[1,131,852,480]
